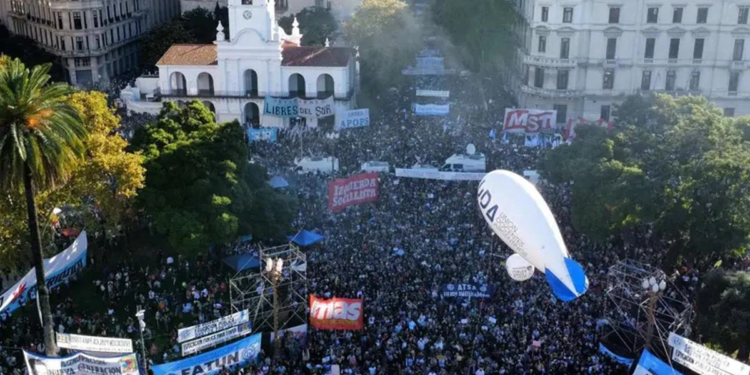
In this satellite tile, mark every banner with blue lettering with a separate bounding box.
[335,109,370,130]
[298,97,334,119]
[248,127,278,142]
[0,232,88,318]
[414,104,450,116]
[263,96,298,117]
[151,334,261,375]
[441,283,493,298]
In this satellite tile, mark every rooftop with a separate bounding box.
[156,45,218,66]
[156,44,353,67]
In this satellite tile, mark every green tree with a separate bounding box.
[131,101,295,255]
[184,7,220,44]
[279,7,338,46]
[138,18,197,71]
[0,59,88,356]
[539,94,750,264]
[0,26,65,81]
[696,269,750,360]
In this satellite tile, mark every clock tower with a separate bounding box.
[226,0,277,42]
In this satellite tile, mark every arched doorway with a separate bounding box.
[201,100,215,113]
[170,72,186,95]
[244,102,260,127]
[197,72,214,96]
[289,73,306,97]
[244,70,258,96]
[316,74,334,98]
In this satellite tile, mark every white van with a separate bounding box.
[411,163,439,172]
[441,154,486,172]
[361,161,390,173]
[294,156,339,174]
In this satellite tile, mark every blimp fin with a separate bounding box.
[545,258,589,302]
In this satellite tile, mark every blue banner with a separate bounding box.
[441,283,493,298]
[599,343,634,366]
[263,96,298,117]
[335,109,370,130]
[414,104,450,116]
[248,127,278,142]
[636,349,684,375]
[152,334,261,375]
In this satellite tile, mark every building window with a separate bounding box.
[563,7,573,23]
[557,70,569,90]
[541,6,549,22]
[538,35,546,53]
[696,7,708,24]
[724,108,735,117]
[740,8,749,25]
[534,67,544,88]
[645,38,655,59]
[669,38,680,59]
[689,71,700,90]
[95,35,100,49]
[57,13,63,29]
[81,57,90,67]
[560,38,570,59]
[606,38,617,60]
[729,71,740,92]
[694,38,704,59]
[242,0,253,4]
[553,104,567,124]
[76,36,84,51]
[603,69,615,89]
[600,105,611,121]
[641,70,652,91]
[524,65,530,85]
[647,7,659,23]
[665,70,676,91]
[673,7,683,23]
[73,12,82,29]
[94,13,99,28]
[609,7,620,24]
[734,39,745,61]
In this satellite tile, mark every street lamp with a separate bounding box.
[135,310,148,371]
[325,132,339,176]
[266,258,284,359]
[642,276,667,350]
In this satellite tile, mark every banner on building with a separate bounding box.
[0,232,88,317]
[263,96,298,117]
[441,283,494,299]
[414,104,450,116]
[309,296,363,330]
[395,169,486,181]
[564,117,614,140]
[298,97,334,119]
[335,109,370,130]
[248,127,278,142]
[152,334,261,375]
[270,324,308,344]
[24,350,140,375]
[181,321,253,356]
[416,90,450,98]
[56,333,133,354]
[328,173,379,212]
[503,109,557,134]
[177,310,249,343]
[668,332,750,375]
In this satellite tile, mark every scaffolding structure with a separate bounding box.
[229,244,308,333]
[601,259,693,358]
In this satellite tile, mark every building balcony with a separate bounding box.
[521,85,585,98]
[160,89,356,101]
[580,58,633,68]
[523,55,577,69]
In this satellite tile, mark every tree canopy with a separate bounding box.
[696,269,750,360]
[131,101,296,256]
[539,94,750,264]
[279,7,338,46]
[0,26,64,81]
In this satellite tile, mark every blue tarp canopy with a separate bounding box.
[268,176,289,189]
[223,254,260,272]
[287,230,325,247]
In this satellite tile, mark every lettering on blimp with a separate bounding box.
[477,179,527,256]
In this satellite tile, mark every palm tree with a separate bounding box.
[0,59,87,356]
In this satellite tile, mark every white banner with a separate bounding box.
[335,109,370,130]
[395,169,485,181]
[668,332,750,375]
[416,90,450,98]
[414,104,450,116]
[181,322,252,356]
[56,333,133,354]
[177,310,249,343]
[298,97,334,119]
[24,350,140,375]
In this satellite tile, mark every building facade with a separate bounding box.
[3,0,179,85]
[121,0,358,127]
[181,0,362,23]
[520,0,750,122]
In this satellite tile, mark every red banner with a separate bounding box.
[503,108,557,134]
[309,296,363,330]
[328,173,379,212]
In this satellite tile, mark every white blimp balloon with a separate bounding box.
[478,170,589,301]
[506,254,535,281]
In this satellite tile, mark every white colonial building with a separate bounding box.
[519,0,750,122]
[121,0,358,127]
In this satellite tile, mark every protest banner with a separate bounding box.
[56,332,133,354]
[24,350,140,375]
[152,334,261,375]
[298,97,334,119]
[270,324,308,344]
[263,96,298,117]
[441,283,494,299]
[309,296,363,330]
[335,109,370,130]
[328,173,379,212]
[394,169,486,181]
[414,104,450,116]
[247,127,278,142]
[668,332,750,375]
[503,109,558,134]
[1,232,88,317]
[181,322,253,356]
[177,310,249,343]
[416,90,450,98]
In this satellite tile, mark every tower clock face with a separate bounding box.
[243,10,252,19]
